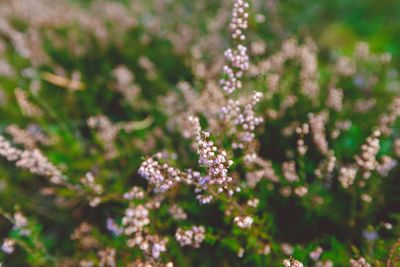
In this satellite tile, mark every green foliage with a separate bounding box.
[0,0,399,266]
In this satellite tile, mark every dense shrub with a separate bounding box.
[0,0,400,266]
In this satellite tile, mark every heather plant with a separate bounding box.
[0,0,400,266]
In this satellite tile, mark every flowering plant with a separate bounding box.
[0,0,399,266]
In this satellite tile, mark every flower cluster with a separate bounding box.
[138,154,189,193]
[338,166,357,189]
[14,88,43,117]
[98,248,116,267]
[122,205,150,235]
[87,115,120,160]
[354,130,381,179]
[127,233,168,260]
[80,172,104,207]
[326,87,343,112]
[233,216,254,229]
[282,161,299,183]
[0,136,63,184]
[197,132,235,194]
[1,238,15,254]
[309,111,329,155]
[168,204,187,220]
[71,222,99,249]
[220,0,250,94]
[233,91,264,147]
[175,226,205,248]
[283,258,304,267]
[349,257,371,267]
[123,186,145,200]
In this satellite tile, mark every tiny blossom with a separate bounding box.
[282,161,299,182]
[337,56,356,76]
[168,204,187,220]
[377,155,397,176]
[247,198,259,208]
[13,211,30,236]
[71,222,92,240]
[315,150,337,179]
[326,87,343,112]
[280,186,292,197]
[197,132,234,192]
[394,138,400,157]
[363,230,378,241]
[14,88,43,117]
[339,166,357,189]
[127,233,168,259]
[237,247,244,258]
[1,238,15,254]
[106,218,123,236]
[175,226,205,248]
[71,226,99,250]
[89,197,101,207]
[0,59,14,77]
[350,257,371,267]
[354,99,376,113]
[6,125,37,149]
[296,139,307,155]
[383,222,393,230]
[181,115,201,141]
[151,237,168,259]
[122,205,150,235]
[177,81,198,107]
[245,154,279,186]
[294,186,308,197]
[81,172,103,194]
[17,149,63,184]
[87,115,119,159]
[361,194,372,203]
[144,194,165,210]
[266,73,280,93]
[230,91,264,148]
[309,246,323,261]
[233,216,254,229]
[379,98,400,135]
[196,194,213,204]
[123,186,145,200]
[326,152,336,173]
[316,260,333,267]
[283,258,303,267]
[138,56,156,80]
[220,0,250,94]
[0,136,63,184]
[251,40,266,55]
[14,211,28,229]
[354,130,380,179]
[309,111,329,155]
[219,99,241,121]
[258,244,271,255]
[138,154,187,193]
[98,248,116,267]
[335,120,350,131]
[281,243,294,255]
[80,260,94,267]
[112,65,140,101]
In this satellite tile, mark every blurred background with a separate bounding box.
[0,0,400,266]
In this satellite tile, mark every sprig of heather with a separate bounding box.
[216,0,264,152]
[220,0,250,94]
[0,135,63,184]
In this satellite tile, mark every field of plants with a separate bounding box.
[0,0,400,266]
